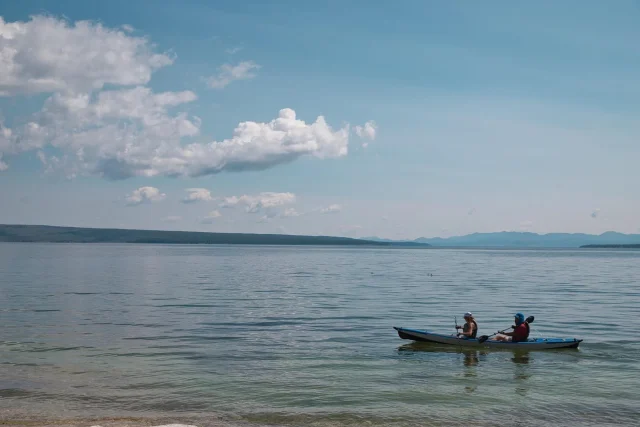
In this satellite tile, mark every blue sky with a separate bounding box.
[1,0,639,239]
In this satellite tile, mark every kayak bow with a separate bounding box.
[393,327,582,350]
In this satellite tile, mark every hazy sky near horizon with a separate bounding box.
[1,0,639,239]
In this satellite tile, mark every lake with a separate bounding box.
[1,243,639,426]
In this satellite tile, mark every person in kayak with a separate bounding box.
[456,312,478,339]
[495,312,530,342]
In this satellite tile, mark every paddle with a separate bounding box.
[477,315,535,343]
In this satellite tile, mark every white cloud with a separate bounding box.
[218,196,240,208]
[162,215,182,222]
[258,207,297,223]
[6,86,200,179]
[282,208,300,217]
[320,204,342,214]
[201,210,222,223]
[1,123,12,147]
[0,16,371,178]
[125,186,166,206]
[257,214,272,223]
[219,192,296,213]
[225,47,242,55]
[0,15,173,96]
[591,208,601,218]
[182,188,213,204]
[205,61,261,89]
[0,124,14,169]
[250,206,300,221]
[4,105,350,179]
[354,120,377,147]
[35,150,75,177]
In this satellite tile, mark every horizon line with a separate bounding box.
[2,223,639,241]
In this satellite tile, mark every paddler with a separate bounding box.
[456,312,478,339]
[495,312,530,342]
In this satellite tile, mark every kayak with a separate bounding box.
[393,327,582,350]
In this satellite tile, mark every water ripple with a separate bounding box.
[0,243,639,426]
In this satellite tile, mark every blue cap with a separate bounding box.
[514,313,525,325]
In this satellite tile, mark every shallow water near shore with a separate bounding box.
[1,243,639,426]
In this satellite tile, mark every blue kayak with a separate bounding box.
[394,327,582,349]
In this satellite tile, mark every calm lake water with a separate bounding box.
[1,243,639,426]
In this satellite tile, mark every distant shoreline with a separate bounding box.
[580,244,640,249]
[0,224,430,247]
[2,224,639,249]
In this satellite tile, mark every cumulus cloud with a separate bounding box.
[0,124,14,169]
[354,120,377,147]
[257,212,277,223]
[205,61,261,89]
[219,192,295,213]
[6,86,200,179]
[257,207,301,222]
[0,15,373,178]
[258,207,302,222]
[320,204,342,214]
[182,188,213,204]
[3,103,349,179]
[125,186,166,206]
[201,210,222,223]
[282,208,300,217]
[0,15,173,96]
[591,208,600,218]
[172,108,349,177]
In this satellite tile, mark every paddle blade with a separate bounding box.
[526,315,535,324]
[477,335,489,343]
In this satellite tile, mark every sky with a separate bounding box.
[1,0,639,239]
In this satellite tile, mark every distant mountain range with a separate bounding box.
[363,231,640,248]
[581,244,640,249]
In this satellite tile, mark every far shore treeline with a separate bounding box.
[1,224,639,248]
[0,224,428,247]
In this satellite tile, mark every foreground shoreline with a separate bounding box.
[0,415,230,427]
[2,412,640,427]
